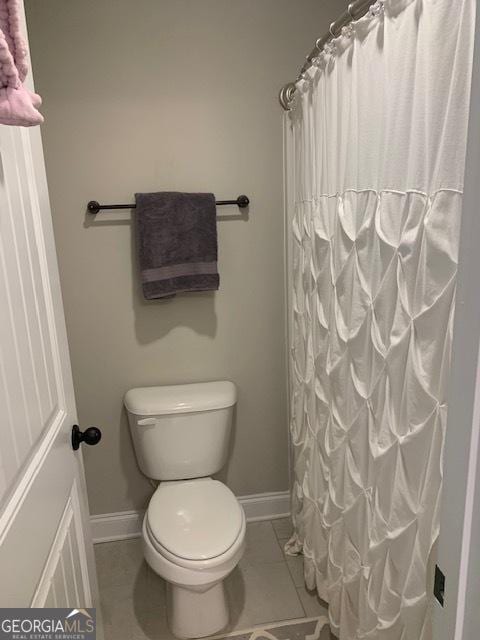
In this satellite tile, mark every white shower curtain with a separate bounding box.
[286,1,475,639]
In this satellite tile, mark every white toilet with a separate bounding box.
[124,381,246,639]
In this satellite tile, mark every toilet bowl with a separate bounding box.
[142,479,246,638]
[124,381,245,638]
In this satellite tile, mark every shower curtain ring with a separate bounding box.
[315,35,328,52]
[347,3,356,18]
[329,22,337,38]
[279,83,297,111]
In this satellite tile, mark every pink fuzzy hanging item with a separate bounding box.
[0,0,43,126]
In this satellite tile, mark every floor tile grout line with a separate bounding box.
[270,520,293,557]
[283,553,311,619]
[271,519,293,541]
[285,553,304,587]
[296,586,308,619]
[270,524,308,621]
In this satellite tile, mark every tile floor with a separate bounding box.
[95,518,330,640]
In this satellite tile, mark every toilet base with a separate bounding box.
[167,580,229,639]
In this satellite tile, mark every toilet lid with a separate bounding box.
[147,479,244,561]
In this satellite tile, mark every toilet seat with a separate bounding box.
[146,478,245,568]
[145,514,246,573]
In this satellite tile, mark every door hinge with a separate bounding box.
[434,565,445,607]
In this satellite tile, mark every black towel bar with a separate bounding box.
[87,195,250,215]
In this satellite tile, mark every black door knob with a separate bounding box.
[71,425,102,451]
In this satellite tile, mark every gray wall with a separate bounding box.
[25,0,339,516]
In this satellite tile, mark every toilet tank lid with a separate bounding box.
[124,381,237,416]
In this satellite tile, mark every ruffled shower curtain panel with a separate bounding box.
[286,1,474,639]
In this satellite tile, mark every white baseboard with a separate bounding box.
[238,490,290,522]
[90,490,290,544]
[90,510,144,544]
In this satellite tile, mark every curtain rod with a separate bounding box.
[279,0,378,111]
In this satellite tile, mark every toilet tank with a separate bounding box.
[124,381,237,481]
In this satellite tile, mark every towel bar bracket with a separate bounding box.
[87,195,250,215]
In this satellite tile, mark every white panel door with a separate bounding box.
[0,3,98,609]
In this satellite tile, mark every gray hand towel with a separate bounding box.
[135,192,219,300]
